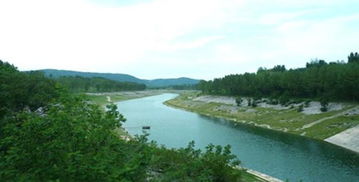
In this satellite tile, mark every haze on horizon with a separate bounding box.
[0,0,358,80]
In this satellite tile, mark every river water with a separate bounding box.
[118,93,359,182]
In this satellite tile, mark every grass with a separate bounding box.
[86,95,109,106]
[85,89,191,107]
[86,94,137,106]
[165,92,358,140]
[303,115,359,139]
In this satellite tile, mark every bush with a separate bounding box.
[235,97,243,106]
[247,98,252,107]
[0,60,244,181]
[251,101,257,107]
[320,98,329,112]
[279,96,289,106]
[297,105,304,112]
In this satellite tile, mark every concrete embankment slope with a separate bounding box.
[325,124,359,153]
[246,169,283,182]
[166,93,359,152]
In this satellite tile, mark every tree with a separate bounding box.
[1,60,244,181]
[197,53,359,102]
[247,98,252,107]
[0,62,60,122]
[320,98,329,112]
[271,65,286,72]
[297,105,304,112]
[348,52,359,63]
[235,97,243,106]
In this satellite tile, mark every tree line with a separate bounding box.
[55,76,146,92]
[198,52,359,102]
[0,60,243,181]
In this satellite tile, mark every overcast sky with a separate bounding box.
[1,0,358,80]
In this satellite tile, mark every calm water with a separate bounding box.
[118,93,359,182]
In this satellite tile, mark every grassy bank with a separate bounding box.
[86,90,166,106]
[164,92,359,140]
[86,89,192,106]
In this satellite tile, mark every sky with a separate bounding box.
[0,0,358,80]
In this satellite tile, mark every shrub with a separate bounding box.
[235,97,243,106]
[247,98,252,107]
[297,105,304,112]
[320,98,329,112]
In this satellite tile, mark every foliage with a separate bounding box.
[297,105,304,112]
[198,53,359,102]
[320,98,329,112]
[149,142,242,182]
[348,52,359,63]
[0,97,243,181]
[0,60,243,181]
[0,97,138,181]
[0,60,61,121]
[56,76,146,92]
[41,69,200,88]
[235,97,243,106]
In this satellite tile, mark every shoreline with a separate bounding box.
[164,92,359,154]
[100,91,281,182]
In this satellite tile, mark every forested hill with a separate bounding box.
[56,76,146,92]
[39,69,200,87]
[198,52,359,102]
[147,77,200,88]
[40,69,144,83]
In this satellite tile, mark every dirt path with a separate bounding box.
[325,124,359,153]
[301,106,359,130]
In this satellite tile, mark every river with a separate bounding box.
[118,93,359,182]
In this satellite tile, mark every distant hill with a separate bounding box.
[38,69,200,87]
[147,78,199,88]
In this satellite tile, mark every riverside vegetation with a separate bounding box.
[165,92,359,140]
[165,53,359,143]
[0,60,268,182]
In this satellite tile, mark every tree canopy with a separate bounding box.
[55,76,146,93]
[198,53,359,102]
[0,60,243,181]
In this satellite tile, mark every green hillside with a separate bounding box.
[39,69,200,88]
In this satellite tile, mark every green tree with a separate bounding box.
[1,60,244,181]
[235,97,243,106]
[197,53,359,103]
[320,98,329,112]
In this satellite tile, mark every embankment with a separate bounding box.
[164,92,359,153]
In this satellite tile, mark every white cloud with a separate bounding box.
[0,0,243,73]
[0,0,358,79]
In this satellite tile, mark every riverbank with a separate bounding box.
[86,90,175,106]
[325,124,359,152]
[89,91,280,182]
[164,92,359,153]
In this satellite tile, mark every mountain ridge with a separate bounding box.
[37,69,200,87]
